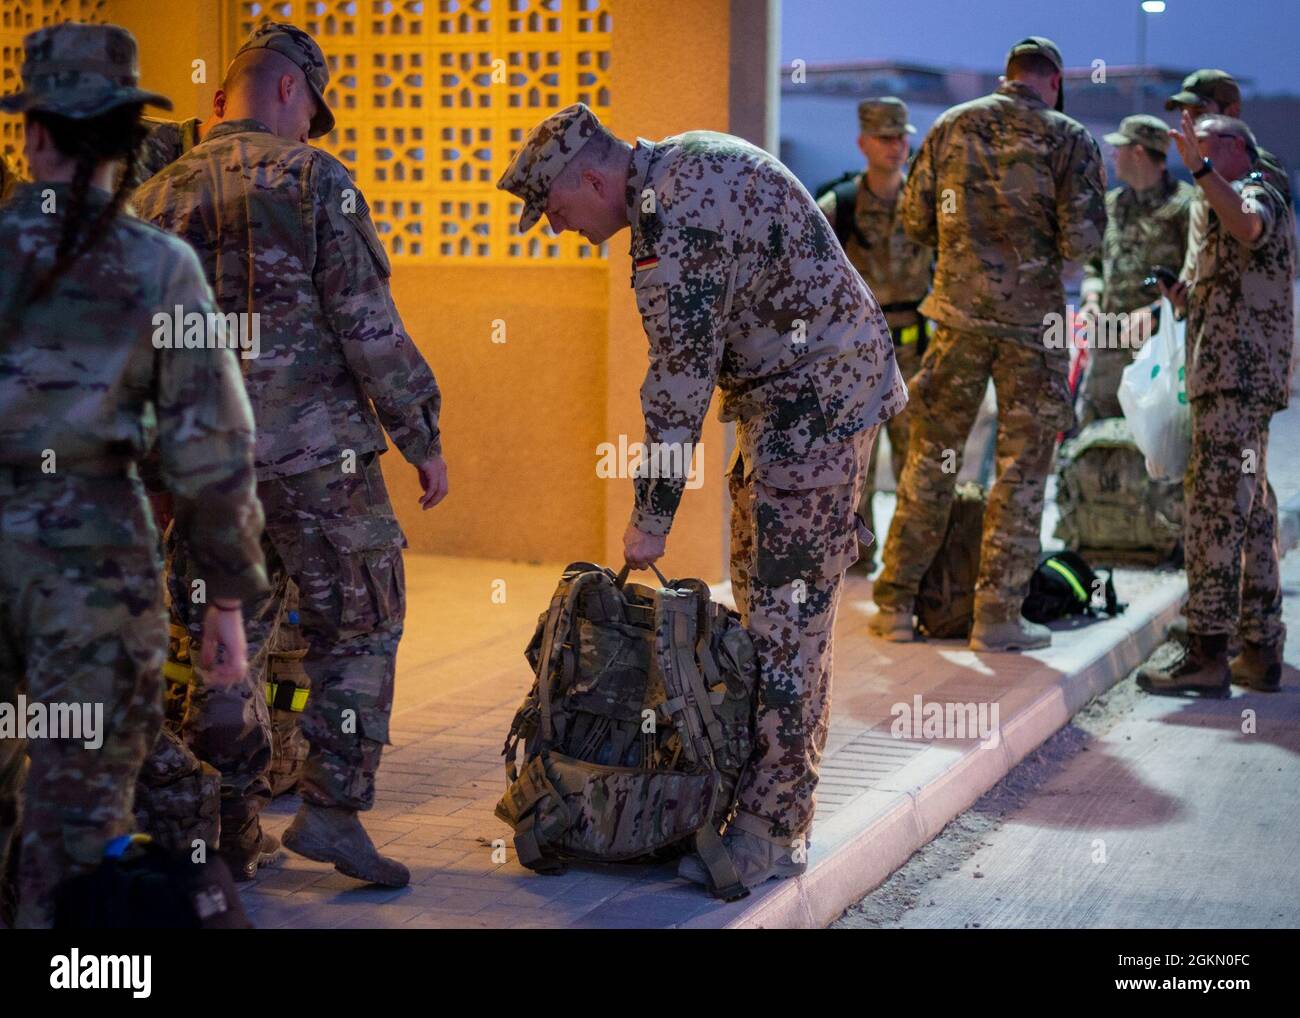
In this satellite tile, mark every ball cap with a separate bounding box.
[1164,69,1241,112]
[1104,114,1173,153]
[1005,35,1066,112]
[233,22,334,138]
[0,22,173,118]
[497,102,602,233]
[858,97,916,137]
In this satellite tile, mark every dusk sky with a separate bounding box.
[781,0,1300,95]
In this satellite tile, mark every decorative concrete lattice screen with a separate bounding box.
[0,0,105,167]
[233,1,612,264]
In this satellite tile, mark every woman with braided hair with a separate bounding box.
[0,22,268,928]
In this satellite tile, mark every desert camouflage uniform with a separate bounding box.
[1179,147,1291,284]
[1182,175,1295,647]
[1078,171,1193,424]
[818,175,930,548]
[621,131,905,841]
[873,79,1106,623]
[0,183,266,928]
[132,117,442,812]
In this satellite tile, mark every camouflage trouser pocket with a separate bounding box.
[317,515,406,640]
[751,439,862,588]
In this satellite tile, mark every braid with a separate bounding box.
[25,103,148,304]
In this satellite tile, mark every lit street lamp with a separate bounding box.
[1136,0,1167,113]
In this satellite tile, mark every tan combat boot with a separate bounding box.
[969,615,1051,652]
[220,816,285,882]
[1136,634,1231,698]
[1229,641,1283,692]
[282,803,410,887]
[868,602,915,642]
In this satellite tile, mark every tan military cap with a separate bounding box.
[1165,69,1241,111]
[1005,35,1065,112]
[496,102,603,232]
[0,22,172,119]
[234,22,333,138]
[858,97,915,137]
[1104,114,1173,153]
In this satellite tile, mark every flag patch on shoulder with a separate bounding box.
[634,255,659,271]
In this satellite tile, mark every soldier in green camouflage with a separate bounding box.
[1165,70,1291,289]
[1077,114,1193,425]
[817,98,932,565]
[0,22,267,928]
[499,103,906,890]
[1138,114,1295,698]
[133,22,447,889]
[869,37,1107,652]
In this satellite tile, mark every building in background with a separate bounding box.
[1,0,779,581]
[782,59,1299,202]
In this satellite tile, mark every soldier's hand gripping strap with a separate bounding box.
[694,824,748,902]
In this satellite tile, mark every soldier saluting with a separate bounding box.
[498,104,906,892]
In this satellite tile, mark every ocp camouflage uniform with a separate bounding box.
[1079,171,1193,424]
[132,116,442,813]
[1183,174,1294,647]
[818,173,930,549]
[619,130,905,842]
[0,180,266,927]
[874,76,1107,624]
[133,115,201,188]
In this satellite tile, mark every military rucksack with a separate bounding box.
[1053,417,1183,565]
[814,171,870,249]
[496,561,759,901]
[915,482,986,639]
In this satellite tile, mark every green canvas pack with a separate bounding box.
[915,482,987,639]
[496,562,759,901]
[1054,417,1183,565]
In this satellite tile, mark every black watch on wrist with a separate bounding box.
[1193,157,1213,179]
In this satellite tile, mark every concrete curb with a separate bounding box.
[685,574,1188,930]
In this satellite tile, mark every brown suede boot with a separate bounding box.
[282,803,409,887]
[1230,641,1283,692]
[219,816,285,882]
[1137,633,1231,698]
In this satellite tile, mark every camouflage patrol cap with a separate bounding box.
[858,97,915,137]
[1005,36,1066,112]
[233,22,334,138]
[496,102,602,232]
[1104,114,1173,153]
[1164,69,1241,112]
[0,22,173,119]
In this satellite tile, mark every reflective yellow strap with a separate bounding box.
[266,682,310,712]
[163,659,194,685]
[1045,558,1089,603]
[897,324,920,345]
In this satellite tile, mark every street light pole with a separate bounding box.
[1137,1,1167,114]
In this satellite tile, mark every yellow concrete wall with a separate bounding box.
[604,0,734,583]
[92,0,757,579]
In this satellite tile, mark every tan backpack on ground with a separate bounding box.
[496,562,759,901]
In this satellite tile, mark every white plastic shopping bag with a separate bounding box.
[1117,297,1190,481]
